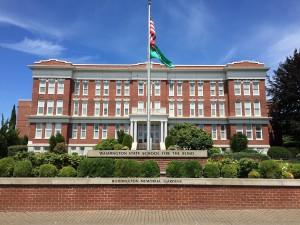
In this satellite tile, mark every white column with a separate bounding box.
[160,121,164,143]
[130,121,133,136]
[134,121,137,143]
[164,121,168,140]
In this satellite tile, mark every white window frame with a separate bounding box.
[37,100,45,115]
[254,101,261,116]
[57,79,64,95]
[124,81,130,96]
[189,81,195,96]
[197,81,203,96]
[94,102,100,116]
[82,81,88,96]
[243,81,250,96]
[154,101,161,113]
[73,101,79,116]
[39,79,46,94]
[138,101,144,113]
[210,81,216,96]
[190,102,195,117]
[255,125,263,140]
[115,101,121,116]
[95,81,101,96]
[169,101,174,117]
[116,81,122,96]
[218,81,224,96]
[177,81,182,96]
[219,102,225,117]
[244,101,252,116]
[246,124,253,140]
[72,124,78,139]
[81,101,88,116]
[124,102,129,116]
[177,102,183,117]
[102,125,107,139]
[115,124,120,139]
[235,101,242,116]
[234,80,241,95]
[198,101,204,117]
[80,124,86,139]
[35,124,42,139]
[55,123,61,134]
[56,100,63,115]
[169,81,174,96]
[93,124,99,139]
[154,81,160,96]
[253,81,260,96]
[220,125,227,140]
[45,123,52,139]
[48,79,55,94]
[211,102,217,117]
[103,101,108,116]
[138,81,144,96]
[47,100,54,115]
[236,124,243,134]
[103,80,109,96]
[74,80,80,96]
[211,125,217,140]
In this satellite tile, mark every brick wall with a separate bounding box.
[1,184,299,211]
[16,100,32,137]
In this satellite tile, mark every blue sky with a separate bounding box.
[1,0,300,118]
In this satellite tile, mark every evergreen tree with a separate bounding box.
[9,105,16,130]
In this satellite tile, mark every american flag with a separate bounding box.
[150,19,156,47]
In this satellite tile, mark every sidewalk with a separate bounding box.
[1,209,299,225]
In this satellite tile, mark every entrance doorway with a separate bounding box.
[137,123,160,144]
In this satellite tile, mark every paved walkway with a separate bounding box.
[0,209,300,225]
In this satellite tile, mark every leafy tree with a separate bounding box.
[230,133,248,152]
[49,133,66,152]
[268,49,300,145]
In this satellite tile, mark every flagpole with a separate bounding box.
[147,0,151,151]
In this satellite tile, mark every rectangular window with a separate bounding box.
[169,81,174,96]
[246,124,253,139]
[211,102,217,117]
[197,81,203,96]
[177,102,183,117]
[211,125,217,140]
[138,101,144,113]
[154,101,160,113]
[56,100,63,115]
[243,81,250,95]
[95,81,101,96]
[102,125,107,139]
[234,81,241,95]
[94,102,100,116]
[235,101,242,116]
[39,79,46,94]
[124,124,129,134]
[73,101,79,116]
[189,81,195,96]
[47,100,54,115]
[254,101,261,116]
[55,123,61,134]
[190,102,195,116]
[169,101,174,117]
[81,101,88,116]
[177,81,182,96]
[115,102,121,116]
[124,102,129,116]
[115,124,120,139]
[72,124,78,139]
[244,101,252,116]
[83,81,88,96]
[236,124,243,134]
[124,81,130,96]
[74,80,80,95]
[253,81,260,95]
[104,80,109,96]
[138,81,144,96]
[220,125,227,140]
[35,124,42,139]
[218,81,224,96]
[210,82,216,96]
[116,81,122,96]
[255,125,263,140]
[154,81,160,96]
[37,100,45,115]
[103,101,108,116]
[48,79,55,94]
[45,123,52,139]
[198,101,204,117]
[219,102,225,117]
[80,124,86,139]
[57,79,64,94]
[93,124,99,139]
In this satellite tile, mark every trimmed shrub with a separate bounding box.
[248,170,260,178]
[267,146,291,159]
[113,144,123,150]
[59,166,77,177]
[122,134,133,149]
[230,152,270,161]
[49,135,57,152]
[77,158,115,177]
[221,164,238,178]
[95,139,118,150]
[166,161,183,178]
[203,162,220,178]
[7,145,27,156]
[259,160,282,179]
[287,147,300,158]
[53,142,67,154]
[238,158,259,178]
[141,160,160,177]
[121,146,129,150]
[165,136,175,149]
[32,166,40,177]
[288,164,300,179]
[117,130,126,144]
[182,160,202,178]
[55,133,65,144]
[39,164,58,177]
[114,159,141,177]
[230,133,248,152]
[167,145,181,150]
[282,171,294,179]
[13,160,32,177]
[0,157,15,177]
[208,147,221,157]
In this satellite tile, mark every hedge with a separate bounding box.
[0,157,15,177]
[13,160,32,177]
[267,146,291,159]
[182,160,202,178]
[114,159,141,177]
[39,164,58,177]
[259,160,282,179]
[77,158,115,177]
[141,160,160,177]
[203,162,220,178]
[7,145,28,156]
[59,166,77,177]
[166,161,183,178]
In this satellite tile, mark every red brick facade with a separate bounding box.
[16,100,32,137]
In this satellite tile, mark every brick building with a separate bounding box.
[17,59,270,154]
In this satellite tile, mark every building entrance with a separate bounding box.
[137,123,160,144]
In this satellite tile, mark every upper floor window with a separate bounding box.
[218,82,224,96]
[80,124,86,139]
[47,100,54,115]
[244,101,252,116]
[198,101,204,117]
[211,125,217,140]
[138,81,144,96]
[37,100,45,115]
[190,102,195,117]
[74,80,80,95]
[154,81,160,96]
[235,101,242,116]
[81,101,88,116]
[197,81,203,96]
[124,81,130,96]
[103,101,108,116]
[124,102,129,116]
[94,102,100,116]
[73,101,79,116]
[39,79,46,94]
[169,81,174,96]
[56,100,63,115]
[57,80,64,94]
[116,81,122,96]
[211,102,217,117]
[35,124,42,139]
[115,101,121,116]
[138,101,144,112]
[103,80,109,96]
[243,81,250,96]
[177,102,183,117]
[83,81,88,95]
[210,82,216,96]
[219,102,225,117]
[95,81,101,96]
[177,81,182,96]
[254,101,261,116]
[189,81,195,96]
[154,101,161,113]
[234,81,241,95]
[169,101,174,117]
[48,79,55,94]
[253,81,260,95]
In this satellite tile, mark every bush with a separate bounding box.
[13,160,32,177]
[238,158,259,178]
[167,145,181,150]
[221,164,238,178]
[230,152,270,161]
[297,153,300,161]
[59,166,77,177]
[114,159,141,177]
[0,157,15,177]
[248,170,260,178]
[95,139,118,150]
[7,145,27,156]
[117,130,126,144]
[141,160,160,177]
[208,147,221,157]
[53,142,67,154]
[288,164,300,179]
[267,146,291,159]
[166,161,183,177]
[77,158,115,177]
[122,134,133,149]
[259,160,282,179]
[203,162,220,178]
[182,160,202,178]
[286,147,300,158]
[39,164,58,177]
[121,146,129,150]
[49,135,57,152]
[230,133,248,152]
[165,136,175,149]
[282,171,294,179]
[113,144,123,150]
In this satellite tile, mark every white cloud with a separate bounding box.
[0,38,65,57]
